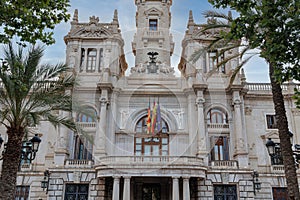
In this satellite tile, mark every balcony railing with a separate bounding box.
[98,156,204,168]
[207,123,229,129]
[246,83,289,91]
[271,165,285,172]
[76,122,96,128]
[210,160,239,169]
[65,159,94,168]
[19,163,32,171]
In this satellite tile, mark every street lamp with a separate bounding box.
[265,133,300,167]
[41,170,51,194]
[252,171,261,195]
[0,134,41,162]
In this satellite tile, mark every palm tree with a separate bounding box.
[190,11,300,199]
[0,43,76,199]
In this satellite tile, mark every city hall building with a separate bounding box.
[1,0,300,199]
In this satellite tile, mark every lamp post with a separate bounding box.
[0,134,41,162]
[252,171,261,195]
[265,133,300,167]
[41,170,51,194]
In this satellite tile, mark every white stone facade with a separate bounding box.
[1,0,300,199]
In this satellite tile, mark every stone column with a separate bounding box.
[112,176,120,200]
[187,90,197,155]
[183,177,190,200]
[196,90,207,157]
[233,91,248,167]
[95,91,108,156]
[123,176,131,200]
[172,177,179,200]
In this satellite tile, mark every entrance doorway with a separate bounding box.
[142,184,161,200]
[134,177,171,200]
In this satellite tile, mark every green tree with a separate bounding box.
[192,0,300,198]
[0,0,70,45]
[0,44,76,199]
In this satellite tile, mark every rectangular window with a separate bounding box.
[271,143,283,165]
[210,136,229,161]
[87,49,97,72]
[149,19,158,31]
[208,51,225,73]
[266,114,277,129]
[74,135,93,160]
[65,184,89,200]
[15,186,30,200]
[214,185,237,199]
[273,187,288,200]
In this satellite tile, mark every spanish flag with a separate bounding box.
[151,101,157,135]
[146,99,151,134]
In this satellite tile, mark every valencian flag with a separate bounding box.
[146,98,151,134]
[156,98,162,132]
[151,100,157,135]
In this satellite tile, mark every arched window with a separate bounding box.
[76,109,97,123]
[207,108,228,124]
[134,116,169,156]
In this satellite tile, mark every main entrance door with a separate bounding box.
[142,184,161,200]
[134,177,171,200]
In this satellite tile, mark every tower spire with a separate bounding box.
[188,10,195,26]
[72,9,78,23]
[112,9,119,26]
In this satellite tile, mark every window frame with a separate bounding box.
[207,108,228,124]
[207,50,226,73]
[15,185,30,200]
[149,19,158,31]
[210,136,230,161]
[64,183,89,200]
[86,48,97,72]
[266,114,278,129]
[213,184,237,199]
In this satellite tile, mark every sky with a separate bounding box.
[43,0,269,82]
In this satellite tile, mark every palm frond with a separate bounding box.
[228,55,254,85]
[203,10,233,21]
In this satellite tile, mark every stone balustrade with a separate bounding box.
[65,159,94,168]
[99,155,204,167]
[207,123,229,129]
[144,30,164,38]
[210,160,239,169]
[271,165,285,172]
[245,83,292,91]
[76,122,96,128]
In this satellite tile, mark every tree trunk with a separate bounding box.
[0,127,24,200]
[269,62,300,200]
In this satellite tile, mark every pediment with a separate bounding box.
[145,7,163,16]
[261,131,279,142]
[72,25,113,38]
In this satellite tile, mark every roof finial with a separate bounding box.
[72,9,78,23]
[188,10,195,26]
[113,9,119,25]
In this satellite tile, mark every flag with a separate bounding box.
[146,99,151,134]
[156,99,162,132]
[151,101,157,135]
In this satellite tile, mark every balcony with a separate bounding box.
[210,160,239,169]
[207,123,229,132]
[65,159,94,168]
[76,122,96,129]
[271,165,285,173]
[97,156,204,169]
